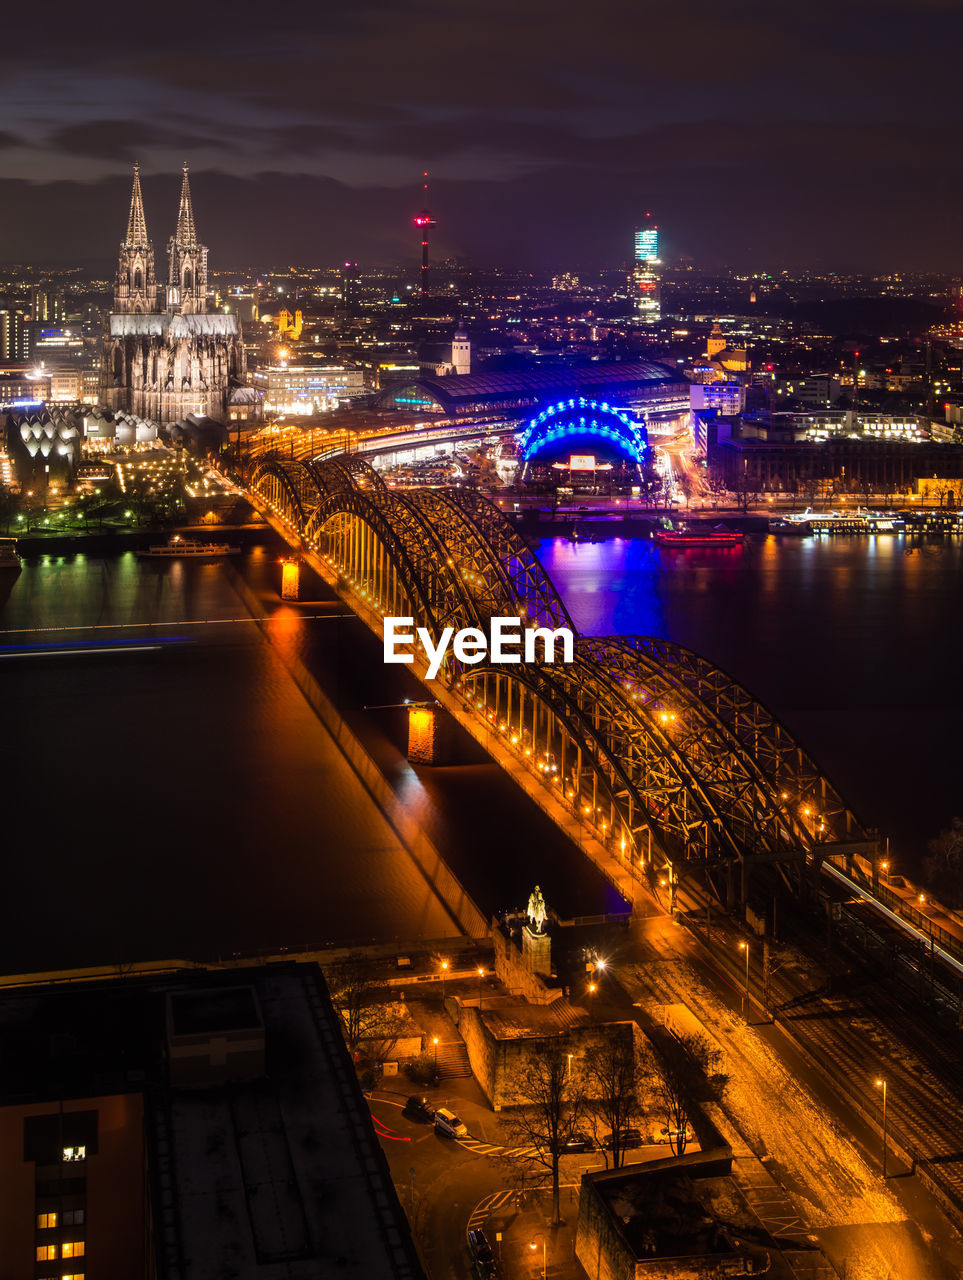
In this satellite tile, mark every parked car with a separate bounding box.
[467,1227,497,1277]
[402,1096,435,1123]
[602,1127,644,1150]
[559,1133,595,1154]
[655,1124,693,1146]
[434,1106,469,1138]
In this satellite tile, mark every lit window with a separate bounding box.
[62,1145,86,1162]
[61,1274,85,1280]
[62,1242,85,1257]
[36,1244,58,1260]
[37,1212,58,1229]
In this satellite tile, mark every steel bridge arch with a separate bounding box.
[248,456,868,896]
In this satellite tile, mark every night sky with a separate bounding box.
[2,0,962,273]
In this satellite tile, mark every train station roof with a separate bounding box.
[378,359,687,417]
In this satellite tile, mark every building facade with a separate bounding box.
[632,213,661,324]
[101,166,246,424]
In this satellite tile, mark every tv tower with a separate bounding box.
[413,172,436,297]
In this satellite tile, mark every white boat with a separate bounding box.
[137,535,240,558]
[0,536,22,571]
[782,507,905,535]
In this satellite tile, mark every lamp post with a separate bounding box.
[440,959,448,1000]
[566,1053,573,1080]
[876,1078,888,1177]
[529,1232,547,1280]
[739,941,750,1015]
[477,967,484,1007]
[433,1036,439,1071]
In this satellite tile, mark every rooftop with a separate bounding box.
[380,360,687,414]
[0,964,424,1280]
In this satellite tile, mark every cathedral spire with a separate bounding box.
[114,163,155,313]
[167,165,208,314]
[125,163,149,248]
[175,163,197,248]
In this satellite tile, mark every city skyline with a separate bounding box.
[4,8,963,1278]
[1,0,963,272]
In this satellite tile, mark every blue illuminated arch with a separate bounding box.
[517,397,648,464]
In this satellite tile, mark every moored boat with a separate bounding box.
[653,523,744,547]
[137,535,240,558]
[769,517,812,535]
[0,536,22,571]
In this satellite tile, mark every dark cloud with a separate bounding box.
[46,119,224,161]
[0,0,962,268]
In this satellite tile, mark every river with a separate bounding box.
[2,530,956,972]
[538,531,963,869]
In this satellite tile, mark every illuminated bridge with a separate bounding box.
[250,452,873,911]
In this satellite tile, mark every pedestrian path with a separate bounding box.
[436,1039,472,1079]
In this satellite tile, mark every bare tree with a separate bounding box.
[653,1031,727,1156]
[677,472,696,510]
[326,953,406,1064]
[582,1033,645,1170]
[924,817,963,908]
[500,1044,587,1224]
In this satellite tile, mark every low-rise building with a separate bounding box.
[251,360,367,413]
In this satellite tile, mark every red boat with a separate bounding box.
[653,523,744,547]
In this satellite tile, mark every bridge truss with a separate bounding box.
[250,455,869,904]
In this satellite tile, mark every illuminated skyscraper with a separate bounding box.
[632,213,661,324]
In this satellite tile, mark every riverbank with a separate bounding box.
[12,521,275,556]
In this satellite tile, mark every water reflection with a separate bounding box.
[542,533,963,868]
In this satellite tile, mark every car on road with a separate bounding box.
[655,1124,693,1146]
[602,1127,644,1150]
[467,1227,497,1277]
[434,1106,469,1138]
[402,1095,435,1123]
[559,1133,595,1154]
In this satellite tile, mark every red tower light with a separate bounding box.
[413,172,436,297]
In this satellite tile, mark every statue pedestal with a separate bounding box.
[522,925,552,977]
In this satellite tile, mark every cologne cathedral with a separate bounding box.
[101,165,246,424]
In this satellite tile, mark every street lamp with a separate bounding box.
[739,942,750,1015]
[433,1036,439,1071]
[477,967,485,1006]
[529,1232,547,1280]
[876,1078,888,1177]
[440,959,449,999]
[566,1052,573,1079]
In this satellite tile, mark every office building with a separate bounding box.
[632,213,661,324]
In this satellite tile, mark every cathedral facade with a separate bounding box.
[101,166,246,424]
